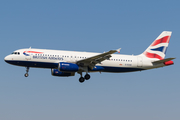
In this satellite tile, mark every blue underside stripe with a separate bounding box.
[5,60,145,72]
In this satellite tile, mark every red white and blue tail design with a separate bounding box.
[142,31,172,60]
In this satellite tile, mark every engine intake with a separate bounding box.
[51,69,75,77]
[58,62,79,72]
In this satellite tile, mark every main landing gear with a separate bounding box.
[79,73,91,83]
[24,67,29,77]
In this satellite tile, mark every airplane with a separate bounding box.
[4,31,175,83]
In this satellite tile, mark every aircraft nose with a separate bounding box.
[4,55,10,62]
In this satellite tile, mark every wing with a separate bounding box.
[76,48,121,69]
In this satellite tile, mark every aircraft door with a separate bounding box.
[25,54,31,60]
[137,56,143,67]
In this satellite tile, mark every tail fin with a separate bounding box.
[142,31,172,60]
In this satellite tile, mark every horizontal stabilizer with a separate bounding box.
[152,57,175,64]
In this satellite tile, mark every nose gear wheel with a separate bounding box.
[24,67,29,77]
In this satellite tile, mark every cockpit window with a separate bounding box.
[11,52,20,55]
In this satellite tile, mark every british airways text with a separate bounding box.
[33,55,63,60]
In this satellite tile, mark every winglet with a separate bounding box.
[117,48,121,53]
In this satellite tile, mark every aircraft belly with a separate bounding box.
[5,60,58,68]
[102,66,145,72]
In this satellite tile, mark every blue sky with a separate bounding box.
[0,0,179,120]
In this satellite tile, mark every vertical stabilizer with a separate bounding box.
[142,31,172,60]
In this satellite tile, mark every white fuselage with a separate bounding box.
[4,48,165,73]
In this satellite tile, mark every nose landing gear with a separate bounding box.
[24,67,29,77]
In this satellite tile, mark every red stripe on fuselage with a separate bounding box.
[144,52,163,60]
[24,51,43,54]
[151,36,170,46]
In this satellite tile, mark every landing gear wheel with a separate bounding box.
[24,73,29,77]
[24,67,29,77]
[79,77,85,83]
[84,74,90,80]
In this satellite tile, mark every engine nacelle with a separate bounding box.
[51,69,75,77]
[58,62,79,72]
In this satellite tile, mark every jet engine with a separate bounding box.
[58,62,79,72]
[51,69,75,77]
